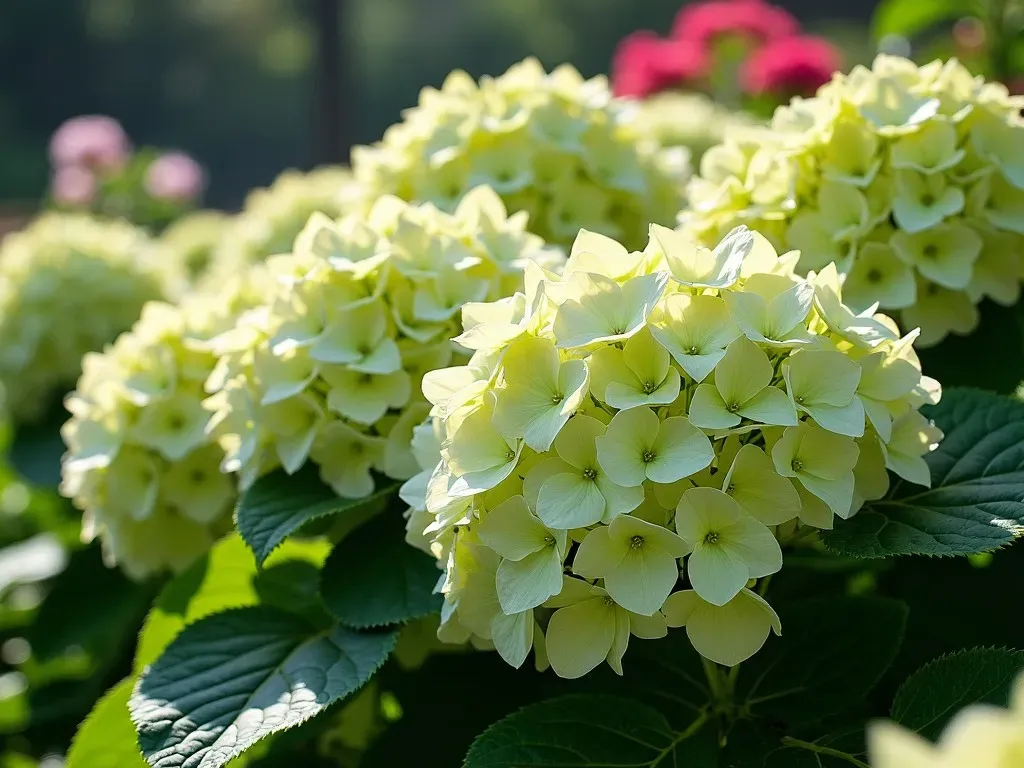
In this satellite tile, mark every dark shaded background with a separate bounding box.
[0,0,878,211]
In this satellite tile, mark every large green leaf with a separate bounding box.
[872,0,972,40]
[737,597,907,727]
[824,389,1024,558]
[134,534,329,672]
[66,678,147,768]
[236,464,400,566]
[131,607,396,768]
[891,647,1024,740]
[463,694,718,767]
[320,511,441,628]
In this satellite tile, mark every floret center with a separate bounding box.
[641,449,657,463]
[704,531,720,545]
[791,458,804,472]
[582,467,598,480]
[922,244,939,259]
[629,535,645,550]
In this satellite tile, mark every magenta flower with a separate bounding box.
[611,31,708,98]
[51,166,97,206]
[49,115,130,171]
[672,0,799,47]
[145,152,205,202]
[741,35,841,97]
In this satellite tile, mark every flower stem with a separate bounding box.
[781,737,870,768]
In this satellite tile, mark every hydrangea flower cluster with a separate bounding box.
[350,58,684,250]
[160,210,230,283]
[204,186,564,498]
[635,91,757,167]
[869,672,1024,767]
[683,55,1024,346]
[405,224,942,677]
[206,166,362,286]
[0,213,172,421]
[59,272,272,580]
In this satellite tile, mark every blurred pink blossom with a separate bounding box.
[49,115,130,170]
[145,152,205,202]
[51,166,97,206]
[672,0,800,47]
[741,35,841,96]
[611,31,708,98]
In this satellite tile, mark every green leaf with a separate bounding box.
[891,647,1024,740]
[131,607,396,768]
[8,400,69,488]
[134,533,329,673]
[320,511,441,628]
[872,0,972,40]
[463,694,717,767]
[236,463,400,567]
[67,678,147,768]
[824,388,1024,558]
[737,597,907,726]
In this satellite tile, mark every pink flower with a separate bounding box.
[49,115,130,171]
[612,31,708,98]
[672,0,799,47]
[741,35,841,97]
[145,152,205,202]
[51,166,97,206]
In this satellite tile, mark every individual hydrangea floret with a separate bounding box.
[206,166,362,286]
[404,224,943,678]
[682,55,1024,346]
[204,186,564,500]
[0,213,173,421]
[869,671,1024,767]
[351,58,684,250]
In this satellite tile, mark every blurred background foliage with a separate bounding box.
[0,0,877,212]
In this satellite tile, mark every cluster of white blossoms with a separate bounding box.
[636,91,758,172]
[869,672,1024,767]
[205,166,362,286]
[204,186,564,497]
[405,224,943,677]
[0,213,172,421]
[351,58,684,250]
[60,272,272,579]
[160,210,230,283]
[682,55,1024,346]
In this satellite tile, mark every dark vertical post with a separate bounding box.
[312,0,349,164]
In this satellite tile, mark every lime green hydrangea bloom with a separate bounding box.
[160,210,230,284]
[683,55,1024,346]
[406,224,944,677]
[869,671,1024,767]
[204,186,563,501]
[0,213,173,422]
[635,91,759,174]
[351,58,684,250]
[206,166,362,285]
[59,270,272,579]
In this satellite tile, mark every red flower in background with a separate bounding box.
[612,31,708,98]
[741,35,840,96]
[672,0,799,47]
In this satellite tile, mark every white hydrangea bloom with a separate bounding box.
[0,213,172,421]
[60,269,272,579]
[204,186,564,501]
[408,224,944,677]
[351,58,684,250]
[682,55,1024,346]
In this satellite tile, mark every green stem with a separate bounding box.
[781,737,871,768]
